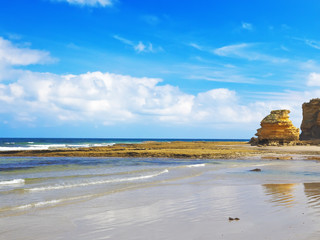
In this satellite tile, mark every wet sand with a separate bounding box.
[2,158,320,240]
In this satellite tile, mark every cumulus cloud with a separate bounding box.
[2,68,316,131]
[55,0,113,7]
[0,36,317,132]
[0,70,193,123]
[0,37,55,66]
[0,39,262,126]
[0,67,295,127]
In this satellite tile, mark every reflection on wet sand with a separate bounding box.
[304,183,320,210]
[263,183,297,207]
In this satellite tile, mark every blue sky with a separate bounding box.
[1,0,320,138]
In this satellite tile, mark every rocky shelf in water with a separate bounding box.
[2,141,320,160]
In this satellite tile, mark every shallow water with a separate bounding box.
[1,157,320,239]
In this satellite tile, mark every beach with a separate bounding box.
[1,142,320,239]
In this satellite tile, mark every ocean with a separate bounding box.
[1,138,320,239]
[0,138,248,151]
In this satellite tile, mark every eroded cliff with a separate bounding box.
[300,98,320,140]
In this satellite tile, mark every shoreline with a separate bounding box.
[2,141,320,160]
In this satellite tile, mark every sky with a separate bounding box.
[1,0,320,138]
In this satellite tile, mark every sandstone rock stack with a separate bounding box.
[254,110,299,145]
[300,98,320,140]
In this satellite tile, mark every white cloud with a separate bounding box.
[188,74,255,84]
[241,22,253,30]
[214,43,251,57]
[113,35,134,46]
[280,45,289,52]
[213,43,287,63]
[1,67,317,131]
[1,36,318,134]
[0,37,55,66]
[189,43,203,50]
[0,36,261,126]
[1,66,302,127]
[56,0,113,7]
[113,35,160,53]
[305,39,320,50]
[134,42,146,53]
[0,70,195,123]
[307,72,320,86]
[293,37,320,50]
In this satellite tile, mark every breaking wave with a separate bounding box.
[0,179,25,186]
[28,169,169,192]
[0,143,115,151]
[186,163,206,168]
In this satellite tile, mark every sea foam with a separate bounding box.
[0,143,115,151]
[186,163,206,168]
[28,169,169,192]
[0,179,25,186]
[11,195,91,211]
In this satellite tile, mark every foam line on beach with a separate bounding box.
[0,179,25,186]
[27,169,169,192]
[185,163,206,168]
[9,195,92,211]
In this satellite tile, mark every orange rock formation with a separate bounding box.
[255,110,299,145]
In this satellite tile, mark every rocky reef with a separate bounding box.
[252,110,299,145]
[300,98,320,140]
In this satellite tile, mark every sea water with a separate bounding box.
[1,157,320,239]
[0,138,248,151]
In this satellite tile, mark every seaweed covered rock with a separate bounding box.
[254,110,299,145]
[300,98,320,140]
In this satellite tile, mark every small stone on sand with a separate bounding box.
[250,168,261,172]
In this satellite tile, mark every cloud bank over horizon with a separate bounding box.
[0,36,318,137]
